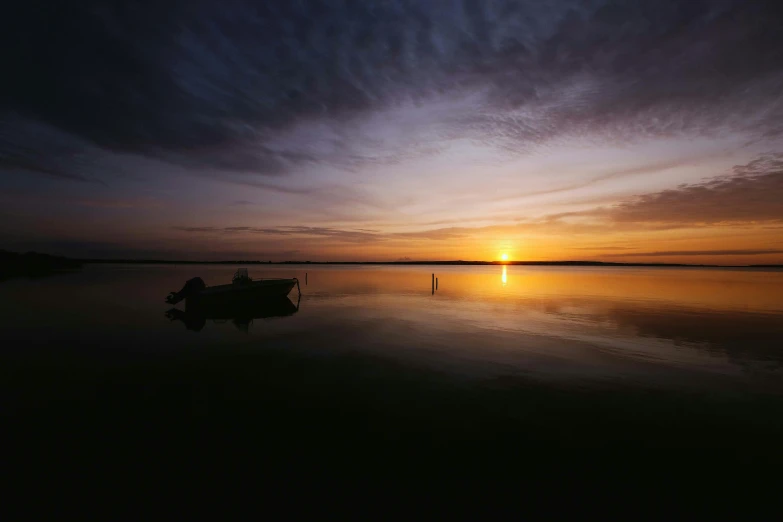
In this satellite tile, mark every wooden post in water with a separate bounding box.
[432,273,435,295]
[305,272,308,285]
[436,277,438,290]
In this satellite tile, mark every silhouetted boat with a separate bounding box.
[165,268,300,305]
[166,295,299,332]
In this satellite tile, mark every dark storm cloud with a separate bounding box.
[0,117,104,183]
[2,0,783,180]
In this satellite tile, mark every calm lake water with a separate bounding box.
[3,263,782,389]
[3,264,783,514]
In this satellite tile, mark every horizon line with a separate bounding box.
[78,258,783,268]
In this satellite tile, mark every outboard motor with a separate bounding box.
[166,277,206,304]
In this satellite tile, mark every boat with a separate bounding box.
[165,295,299,332]
[165,268,300,306]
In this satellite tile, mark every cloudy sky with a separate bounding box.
[2,0,782,263]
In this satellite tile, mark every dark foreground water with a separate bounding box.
[3,264,783,516]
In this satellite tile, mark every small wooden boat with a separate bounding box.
[166,268,300,305]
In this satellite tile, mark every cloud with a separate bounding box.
[0,117,105,183]
[605,249,783,257]
[489,156,712,206]
[173,225,381,243]
[73,197,161,209]
[2,0,783,181]
[606,153,783,227]
[170,151,783,248]
[393,228,470,241]
[512,153,783,233]
[174,227,217,233]
[572,246,632,251]
[172,224,472,244]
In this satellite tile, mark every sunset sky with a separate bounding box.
[2,0,782,264]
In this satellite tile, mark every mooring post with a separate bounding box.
[432,273,435,294]
[305,272,308,285]
[436,277,438,290]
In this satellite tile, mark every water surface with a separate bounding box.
[3,264,783,513]
[3,264,781,389]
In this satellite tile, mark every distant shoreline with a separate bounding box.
[1,250,82,278]
[79,259,783,268]
[3,250,779,270]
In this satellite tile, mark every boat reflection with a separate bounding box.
[165,295,299,332]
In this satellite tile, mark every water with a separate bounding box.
[4,264,781,389]
[3,264,783,513]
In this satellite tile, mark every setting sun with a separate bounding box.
[5,1,783,508]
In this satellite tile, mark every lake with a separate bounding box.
[3,264,783,515]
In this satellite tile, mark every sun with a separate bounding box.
[501,253,509,261]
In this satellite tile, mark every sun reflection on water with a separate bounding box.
[502,265,507,286]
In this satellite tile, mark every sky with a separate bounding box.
[1,0,782,264]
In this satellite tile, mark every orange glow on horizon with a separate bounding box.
[145,219,783,265]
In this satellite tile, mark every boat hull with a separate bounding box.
[187,279,297,306]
